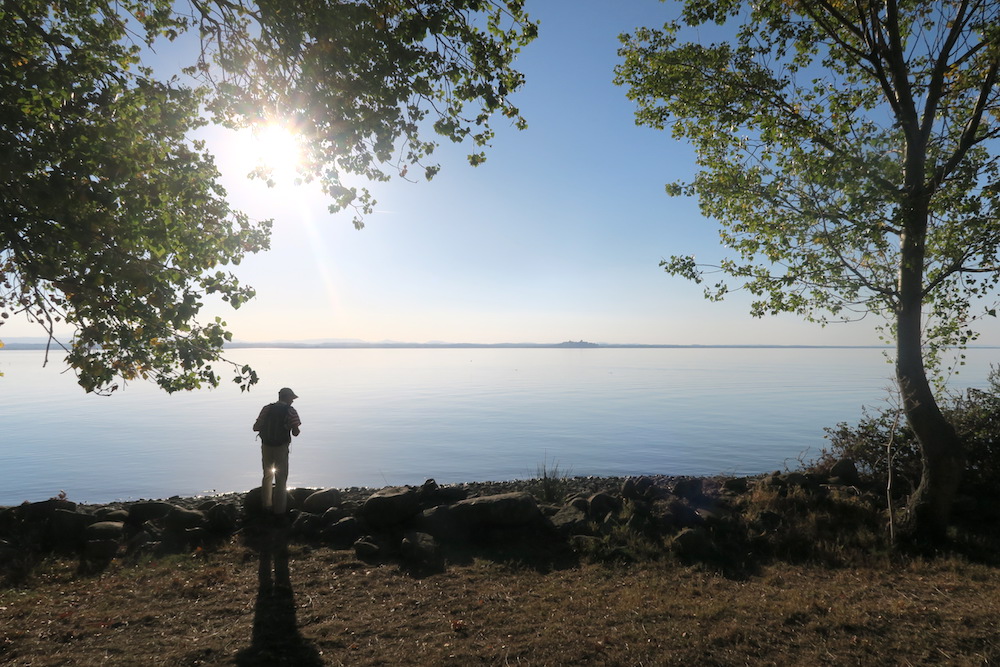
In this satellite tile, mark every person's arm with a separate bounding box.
[288,407,302,437]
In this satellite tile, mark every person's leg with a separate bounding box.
[261,444,276,511]
[272,445,290,515]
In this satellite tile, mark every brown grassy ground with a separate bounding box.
[2,530,1000,666]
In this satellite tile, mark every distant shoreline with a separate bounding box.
[1,342,907,350]
[9,341,1000,351]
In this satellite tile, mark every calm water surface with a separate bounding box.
[2,347,996,504]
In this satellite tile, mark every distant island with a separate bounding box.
[0,337,909,351]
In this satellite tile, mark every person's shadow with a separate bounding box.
[236,527,324,666]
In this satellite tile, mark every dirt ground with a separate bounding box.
[3,530,1000,666]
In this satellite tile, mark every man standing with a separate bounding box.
[253,387,302,520]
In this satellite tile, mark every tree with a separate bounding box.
[1,0,536,394]
[615,0,1000,540]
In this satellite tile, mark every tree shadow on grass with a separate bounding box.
[236,526,324,666]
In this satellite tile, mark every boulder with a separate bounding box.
[165,507,207,532]
[291,512,325,539]
[206,503,239,535]
[50,509,99,548]
[587,492,621,520]
[830,458,862,486]
[127,501,176,525]
[671,527,716,561]
[302,488,343,514]
[18,498,77,522]
[549,504,591,536]
[417,479,469,507]
[322,517,363,549]
[622,476,654,500]
[673,478,704,501]
[85,521,125,541]
[722,477,750,494]
[360,486,421,527]
[400,531,443,570]
[449,492,542,527]
[410,505,463,543]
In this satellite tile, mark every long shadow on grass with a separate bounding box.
[236,526,323,667]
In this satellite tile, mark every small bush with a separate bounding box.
[814,366,1000,500]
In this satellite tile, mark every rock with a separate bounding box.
[417,479,468,507]
[410,505,463,543]
[126,501,176,525]
[302,488,343,514]
[783,472,808,488]
[673,478,704,501]
[291,512,325,539]
[400,531,442,570]
[587,492,621,520]
[287,487,314,509]
[622,476,654,500]
[449,492,542,527]
[164,507,207,532]
[322,507,349,524]
[549,504,591,536]
[671,527,716,561]
[756,510,783,532]
[360,486,421,527]
[206,503,239,535]
[722,477,749,494]
[243,488,265,515]
[353,535,385,561]
[85,521,125,541]
[18,498,77,522]
[100,509,131,523]
[50,509,99,549]
[83,539,119,566]
[830,459,862,486]
[322,517,363,549]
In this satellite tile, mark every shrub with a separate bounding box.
[814,366,1000,500]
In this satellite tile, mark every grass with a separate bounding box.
[2,538,1000,666]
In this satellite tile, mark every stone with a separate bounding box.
[400,531,443,570]
[671,527,716,561]
[722,477,750,494]
[206,503,239,535]
[85,521,125,541]
[322,506,349,524]
[549,504,591,536]
[830,459,862,486]
[291,512,325,538]
[360,486,421,527]
[126,501,176,525]
[83,539,119,564]
[417,479,468,507]
[449,492,542,527]
[353,536,385,561]
[302,488,343,514]
[673,478,704,501]
[322,517,363,549]
[410,505,463,543]
[622,476,654,500]
[164,507,207,532]
[587,492,621,520]
[18,498,77,522]
[50,509,99,548]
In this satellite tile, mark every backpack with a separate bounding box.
[259,402,291,446]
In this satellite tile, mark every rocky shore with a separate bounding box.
[1,465,868,577]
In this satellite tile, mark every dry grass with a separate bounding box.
[3,531,1000,666]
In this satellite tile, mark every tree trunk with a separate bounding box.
[896,203,964,542]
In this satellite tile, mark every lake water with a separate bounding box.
[2,346,996,505]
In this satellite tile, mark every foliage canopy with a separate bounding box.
[1,0,535,393]
[616,0,1000,537]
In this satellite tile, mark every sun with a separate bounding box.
[233,122,305,187]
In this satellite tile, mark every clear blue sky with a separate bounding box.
[8,1,998,346]
[202,0,882,346]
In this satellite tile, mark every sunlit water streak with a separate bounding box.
[1,347,995,504]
